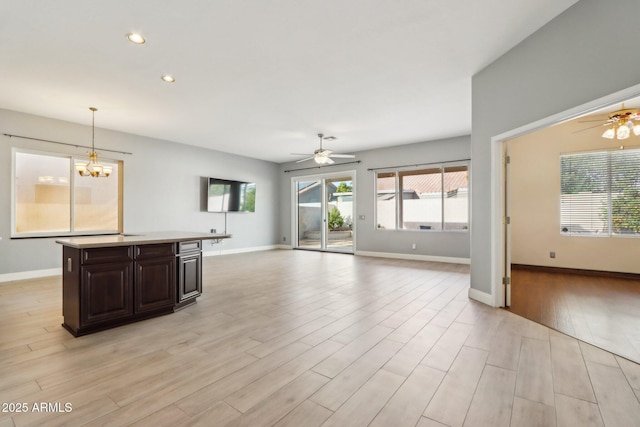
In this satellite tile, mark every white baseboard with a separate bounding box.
[202,245,282,257]
[468,288,495,307]
[355,250,470,265]
[2,246,284,282]
[1,248,469,282]
[0,268,62,283]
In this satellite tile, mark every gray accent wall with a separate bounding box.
[0,109,280,275]
[279,136,471,259]
[471,0,640,294]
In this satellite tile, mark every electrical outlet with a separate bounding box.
[550,251,556,258]
[412,243,416,250]
[283,236,287,242]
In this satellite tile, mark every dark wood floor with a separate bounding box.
[509,265,640,364]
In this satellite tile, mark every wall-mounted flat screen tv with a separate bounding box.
[207,178,256,212]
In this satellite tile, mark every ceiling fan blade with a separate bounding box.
[578,119,607,123]
[291,153,314,156]
[325,157,335,165]
[573,123,608,133]
[329,153,355,158]
[296,156,315,163]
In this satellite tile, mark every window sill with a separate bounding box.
[11,231,121,239]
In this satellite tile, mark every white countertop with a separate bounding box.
[55,231,231,249]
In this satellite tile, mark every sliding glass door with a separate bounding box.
[296,179,323,250]
[325,176,353,251]
[294,173,355,253]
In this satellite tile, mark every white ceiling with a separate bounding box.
[0,1,579,163]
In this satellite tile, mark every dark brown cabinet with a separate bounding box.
[58,233,225,337]
[62,242,189,336]
[81,261,134,326]
[176,240,202,309]
[63,245,135,335]
[134,244,176,314]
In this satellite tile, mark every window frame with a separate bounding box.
[374,161,470,233]
[11,147,123,238]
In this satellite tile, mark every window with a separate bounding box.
[443,165,470,231]
[375,163,469,231]
[13,150,122,237]
[375,172,396,230]
[560,148,640,236]
[399,168,442,230]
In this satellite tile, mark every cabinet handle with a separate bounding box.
[67,258,72,272]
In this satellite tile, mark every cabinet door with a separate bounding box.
[178,253,202,302]
[81,261,134,326]
[135,256,176,314]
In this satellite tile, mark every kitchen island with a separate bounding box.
[56,232,231,336]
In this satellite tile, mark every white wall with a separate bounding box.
[0,109,280,276]
[509,119,640,274]
[471,0,640,297]
[279,136,471,260]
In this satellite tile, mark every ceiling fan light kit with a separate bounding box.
[293,133,355,165]
[600,105,640,141]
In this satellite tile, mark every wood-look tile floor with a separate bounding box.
[509,266,640,365]
[1,250,639,427]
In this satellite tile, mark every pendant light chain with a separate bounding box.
[92,107,95,151]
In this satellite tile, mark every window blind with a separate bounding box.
[610,149,640,235]
[560,148,640,236]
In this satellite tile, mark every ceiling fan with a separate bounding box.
[292,133,355,164]
[577,103,640,140]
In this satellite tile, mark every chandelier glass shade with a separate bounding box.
[75,107,112,177]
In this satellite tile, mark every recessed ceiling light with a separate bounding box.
[126,33,146,44]
[161,74,176,83]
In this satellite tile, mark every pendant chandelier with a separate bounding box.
[75,107,112,177]
[601,104,640,140]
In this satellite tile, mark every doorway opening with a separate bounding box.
[293,172,355,253]
[495,89,640,363]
